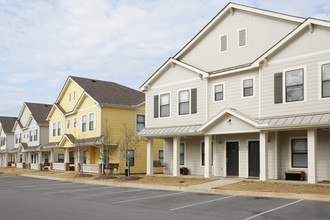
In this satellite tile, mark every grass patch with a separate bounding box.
[95,175,118,180]
[214,180,330,195]
[75,174,93,178]
[116,176,142,182]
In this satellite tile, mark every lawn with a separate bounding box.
[214,180,330,195]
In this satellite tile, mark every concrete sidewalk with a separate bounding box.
[20,174,330,202]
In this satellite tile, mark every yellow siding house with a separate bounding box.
[46,76,163,174]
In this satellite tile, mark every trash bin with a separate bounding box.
[125,169,129,176]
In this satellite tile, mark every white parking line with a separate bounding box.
[170,195,236,211]
[44,186,115,195]
[113,191,187,204]
[244,199,304,220]
[72,188,147,199]
[0,180,54,187]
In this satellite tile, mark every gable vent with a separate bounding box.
[91,80,96,82]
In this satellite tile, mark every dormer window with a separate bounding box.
[220,34,228,53]
[238,28,247,47]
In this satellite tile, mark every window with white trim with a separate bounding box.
[81,115,86,132]
[321,63,330,98]
[285,68,304,102]
[214,84,224,101]
[29,131,32,142]
[243,78,253,97]
[73,91,76,100]
[126,149,135,167]
[180,143,185,165]
[291,139,307,168]
[238,28,247,47]
[160,93,170,117]
[158,150,164,165]
[178,90,189,115]
[220,34,228,52]
[74,117,77,128]
[52,123,56,137]
[67,119,70,129]
[69,93,71,102]
[57,121,62,136]
[136,114,145,132]
[34,129,38,141]
[89,113,95,131]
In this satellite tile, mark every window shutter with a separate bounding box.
[154,95,159,118]
[191,88,197,114]
[274,73,283,104]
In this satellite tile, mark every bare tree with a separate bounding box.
[98,121,113,175]
[119,123,140,176]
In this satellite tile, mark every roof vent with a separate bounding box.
[44,105,48,107]
[91,80,96,82]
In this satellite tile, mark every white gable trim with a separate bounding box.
[46,104,64,121]
[198,108,266,132]
[140,58,209,91]
[58,134,73,147]
[174,2,304,59]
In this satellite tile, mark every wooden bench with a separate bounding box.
[285,171,306,181]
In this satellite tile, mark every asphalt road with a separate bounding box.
[0,176,329,220]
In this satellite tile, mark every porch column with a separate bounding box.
[77,148,81,172]
[98,147,103,175]
[308,128,318,184]
[50,148,54,170]
[173,136,180,177]
[260,131,268,181]
[274,131,278,180]
[38,152,42,170]
[64,148,69,171]
[4,153,8,167]
[204,135,212,178]
[146,138,154,175]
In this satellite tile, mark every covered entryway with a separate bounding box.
[248,141,260,178]
[226,142,239,176]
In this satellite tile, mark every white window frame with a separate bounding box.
[283,65,307,104]
[179,142,186,166]
[125,149,135,167]
[241,76,255,98]
[69,93,71,102]
[318,60,330,100]
[177,88,191,116]
[237,27,247,48]
[57,121,62,136]
[74,117,77,128]
[89,112,96,131]
[158,149,164,165]
[213,82,225,102]
[52,123,56,137]
[289,136,308,169]
[73,91,76,101]
[67,119,70,129]
[81,115,87,132]
[219,33,228,53]
[159,92,171,118]
[136,114,145,132]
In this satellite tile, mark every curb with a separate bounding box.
[20,174,330,202]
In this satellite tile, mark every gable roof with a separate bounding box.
[70,76,145,107]
[24,102,52,125]
[174,2,304,60]
[0,116,17,134]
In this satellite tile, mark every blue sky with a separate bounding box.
[0,0,329,116]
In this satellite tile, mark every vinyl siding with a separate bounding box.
[317,129,330,181]
[179,9,299,71]
[260,50,330,118]
[58,80,84,113]
[209,69,259,119]
[146,77,206,128]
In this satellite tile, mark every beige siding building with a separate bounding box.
[139,3,330,184]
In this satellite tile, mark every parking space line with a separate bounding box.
[170,195,236,211]
[244,199,304,220]
[0,180,54,187]
[72,188,147,199]
[44,186,115,195]
[113,191,187,204]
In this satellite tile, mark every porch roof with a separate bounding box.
[258,112,330,130]
[139,124,202,138]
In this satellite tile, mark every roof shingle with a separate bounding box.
[25,102,52,125]
[70,76,144,106]
[0,116,17,133]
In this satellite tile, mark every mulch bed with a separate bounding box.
[75,174,94,178]
[95,175,118,179]
[116,176,142,182]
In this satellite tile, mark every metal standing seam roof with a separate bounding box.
[258,113,330,129]
[138,125,202,137]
